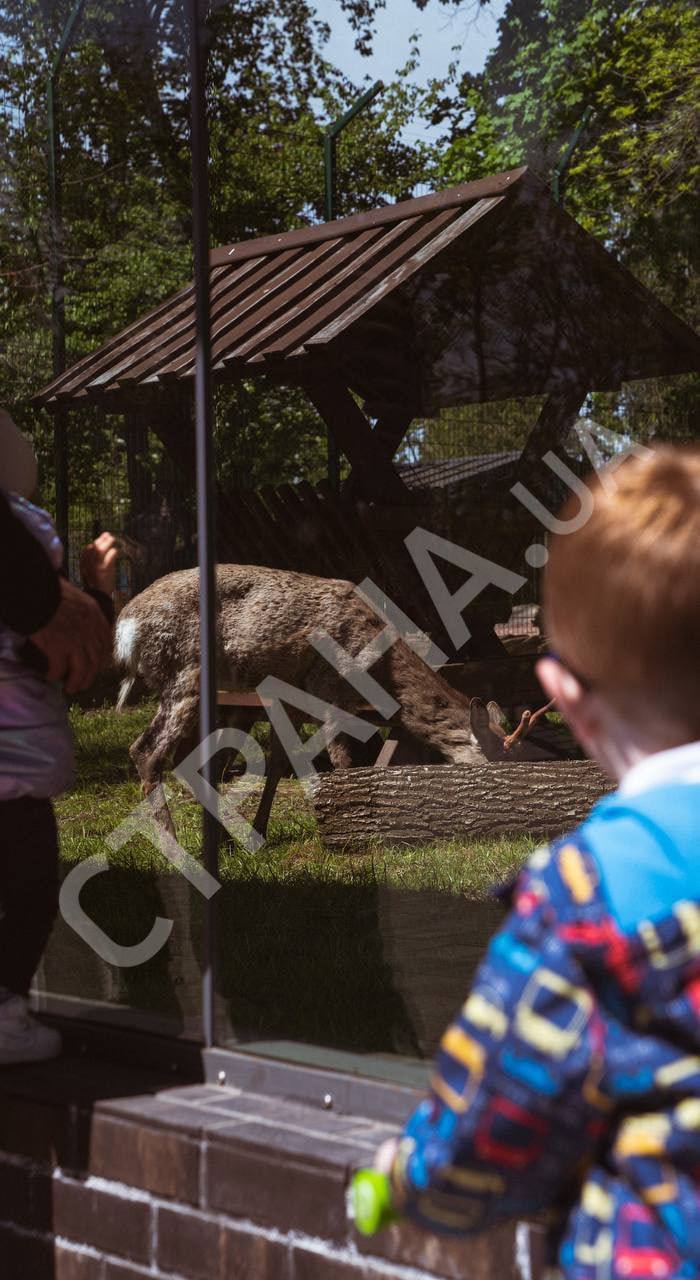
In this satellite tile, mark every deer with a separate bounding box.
[114,563,503,839]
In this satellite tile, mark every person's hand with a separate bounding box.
[30,578,111,692]
[373,1137,400,1176]
[80,531,118,595]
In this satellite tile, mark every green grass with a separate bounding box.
[48,702,537,1057]
[58,701,535,894]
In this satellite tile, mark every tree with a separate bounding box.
[428,0,698,308]
[419,0,698,443]
[0,0,434,503]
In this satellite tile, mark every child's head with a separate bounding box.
[536,446,700,775]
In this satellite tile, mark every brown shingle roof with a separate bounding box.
[34,167,699,416]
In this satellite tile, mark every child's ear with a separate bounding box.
[536,657,585,716]
[536,657,597,749]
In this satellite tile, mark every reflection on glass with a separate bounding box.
[213,762,530,1079]
[33,702,204,1042]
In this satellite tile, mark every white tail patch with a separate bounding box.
[115,617,138,713]
[115,616,138,667]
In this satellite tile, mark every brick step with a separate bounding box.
[0,1052,546,1280]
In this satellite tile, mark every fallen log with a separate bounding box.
[309,760,613,848]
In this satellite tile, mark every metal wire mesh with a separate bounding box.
[63,412,195,611]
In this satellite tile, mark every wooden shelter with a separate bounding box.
[34,166,700,656]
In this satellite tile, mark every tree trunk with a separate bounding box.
[310,761,613,848]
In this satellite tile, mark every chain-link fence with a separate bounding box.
[60,411,195,611]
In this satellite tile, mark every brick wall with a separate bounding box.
[0,1056,547,1280]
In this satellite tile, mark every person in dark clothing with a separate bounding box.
[0,412,115,1062]
[0,489,110,688]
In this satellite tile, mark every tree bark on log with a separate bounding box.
[310,761,613,847]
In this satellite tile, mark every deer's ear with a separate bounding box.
[469,697,507,762]
[486,700,508,735]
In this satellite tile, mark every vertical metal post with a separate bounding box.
[323,132,340,495]
[48,0,86,557]
[323,132,336,227]
[322,81,383,495]
[188,0,219,1049]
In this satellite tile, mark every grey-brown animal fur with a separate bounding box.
[115,564,486,836]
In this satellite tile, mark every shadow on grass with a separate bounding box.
[42,859,505,1059]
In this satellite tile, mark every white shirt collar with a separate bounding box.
[619,741,700,797]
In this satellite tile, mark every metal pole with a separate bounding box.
[552,106,593,205]
[323,81,383,493]
[48,0,87,557]
[187,0,219,1050]
[323,132,336,229]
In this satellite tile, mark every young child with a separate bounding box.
[374,446,700,1277]
[0,414,117,1064]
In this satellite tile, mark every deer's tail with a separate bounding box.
[114,614,138,713]
[116,676,135,714]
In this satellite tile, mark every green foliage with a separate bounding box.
[433,0,698,319]
[0,0,434,502]
[423,0,698,444]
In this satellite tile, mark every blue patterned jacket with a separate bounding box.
[392,781,700,1279]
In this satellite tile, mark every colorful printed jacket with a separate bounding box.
[392,781,700,1279]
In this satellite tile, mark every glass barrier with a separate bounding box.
[4,0,696,1091]
[33,700,204,1042]
[212,804,518,1082]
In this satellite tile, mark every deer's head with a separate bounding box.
[442,727,487,765]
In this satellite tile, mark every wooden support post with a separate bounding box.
[124,405,154,514]
[149,394,197,476]
[343,407,414,502]
[372,408,414,462]
[307,382,410,503]
[148,393,241,561]
[513,383,588,507]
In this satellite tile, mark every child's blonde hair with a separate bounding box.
[543,446,700,738]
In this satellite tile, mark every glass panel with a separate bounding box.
[2,0,694,1083]
[210,396,694,1080]
[34,698,204,1042]
[213,826,520,1079]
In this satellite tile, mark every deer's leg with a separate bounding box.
[215,706,257,783]
[303,660,378,769]
[327,733,355,769]
[130,677,200,834]
[130,704,177,833]
[250,725,289,840]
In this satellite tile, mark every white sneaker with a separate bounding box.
[0,996,62,1064]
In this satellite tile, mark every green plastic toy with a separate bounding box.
[350,1169,398,1235]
